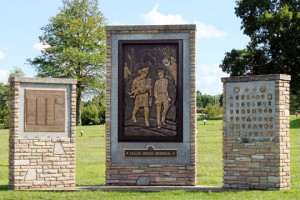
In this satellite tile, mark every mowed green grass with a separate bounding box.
[0,116,299,199]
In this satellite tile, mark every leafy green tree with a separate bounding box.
[27,0,106,125]
[196,90,203,108]
[291,93,300,112]
[220,0,300,97]
[0,83,9,129]
[81,91,105,125]
[9,67,25,79]
[81,103,100,125]
[0,68,25,129]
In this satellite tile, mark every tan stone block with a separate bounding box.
[15,144,29,148]
[43,157,60,162]
[33,180,45,186]
[162,166,178,172]
[132,169,145,174]
[43,169,58,174]
[155,177,176,182]
[239,149,258,154]
[231,168,249,172]
[159,171,171,176]
[224,176,238,180]
[143,173,160,177]
[171,173,194,178]
[235,157,251,162]
[44,178,57,181]
[39,174,62,178]
[240,172,254,176]
[145,168,161,173]
[14,160,30,166]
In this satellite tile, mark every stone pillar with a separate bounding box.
[9,77,77,190]
[222,74,290,190]
[105,25,196,186]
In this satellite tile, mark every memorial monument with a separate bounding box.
[9,77,77,189]
[105,24,196,185]
[222,74,290,190]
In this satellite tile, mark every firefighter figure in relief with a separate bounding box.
[128,67,152,127]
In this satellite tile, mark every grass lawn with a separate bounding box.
[0,116,299,199]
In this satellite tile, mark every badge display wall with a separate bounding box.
[225,81,275,142]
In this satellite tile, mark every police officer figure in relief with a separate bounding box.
[154,70,171,128]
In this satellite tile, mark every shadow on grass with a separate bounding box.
[0,185,9,190]
[197,116,223,121]
[290,118,300,129]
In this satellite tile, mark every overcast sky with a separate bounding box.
[0,0,249,95]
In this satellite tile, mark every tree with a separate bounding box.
[220,0,300,97]
[291,93,300,112]
[196,90,203,108]
[81,91,105,125]
[81,102,100,125]
[27,0,106,125]
[9,67,25,79]
[0,68,24,129]
[0,83,9,129]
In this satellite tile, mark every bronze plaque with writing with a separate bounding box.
[124,146,177,158]
[24,89,65,132]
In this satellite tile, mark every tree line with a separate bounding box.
[196,90,223,118]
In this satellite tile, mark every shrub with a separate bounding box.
[203,104,222,118]
[81,103,100,125]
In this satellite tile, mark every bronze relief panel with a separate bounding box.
[24,89,65,132]
[118,40,183,142]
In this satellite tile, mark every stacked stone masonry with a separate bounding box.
[222,74,290,190]
[9,77,77,190]
[105,25,196,186]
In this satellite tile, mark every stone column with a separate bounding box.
[222,74,290,190]
[9,77,77,190]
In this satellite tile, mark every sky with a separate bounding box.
[0,0,249,95]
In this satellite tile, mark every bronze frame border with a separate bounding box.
[118,39,183,142]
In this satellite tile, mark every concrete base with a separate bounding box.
[28,185,222,192]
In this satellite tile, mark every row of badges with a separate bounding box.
[234,85,267,94]
[229,123,274,129]
[230,101,272,107]
[228,131,274,137]
[230,93,272,101]
[229,116,273,122]
[230,108,273,114]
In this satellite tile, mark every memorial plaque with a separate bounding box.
[24,89,65,132]
[124,146,177,158]
[226,81,275,142]
[118,40,183,142]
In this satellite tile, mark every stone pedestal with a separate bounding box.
[9,77,77,190]
[222,74,290,190]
